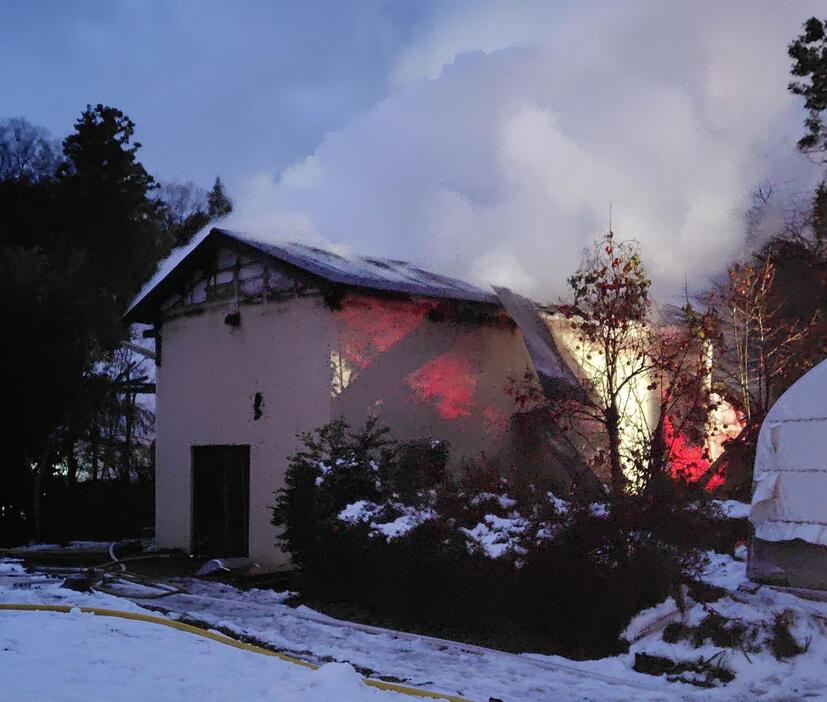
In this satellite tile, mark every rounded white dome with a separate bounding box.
[750,359,827,546]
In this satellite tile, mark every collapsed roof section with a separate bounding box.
[492,286,582,397]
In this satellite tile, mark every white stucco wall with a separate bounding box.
[155,289,539,567]
[155,296,335,567]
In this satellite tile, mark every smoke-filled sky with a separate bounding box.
[2,1,824,301]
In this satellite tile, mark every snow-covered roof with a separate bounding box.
[125,228,498,322]
[232,231,498,304]
[750,358,827,546]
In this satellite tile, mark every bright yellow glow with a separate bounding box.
[543,314,659,483]
[330,347,354,397]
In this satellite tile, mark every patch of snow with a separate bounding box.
[590,502,609,518]
[715,500,751,520]
[372,512,431,539]
[547,492,570,514]
[624,552,827,698]
[337,501,435,541]
[0,561,25,575]
[701,551,748,592]
[315,457,363,487]
[623,597,680,644]
[469,492,517,510]
[338,500,380,524]
[195,557,253,577]
[461,514,528,558]
[534,523,559,543]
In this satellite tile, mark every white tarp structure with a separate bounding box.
[750,359,827,546]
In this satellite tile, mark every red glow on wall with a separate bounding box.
[664,415,712,486]
[407,353,477,420]
[337,297,505,429]
[704,470,726,492]
[339,294,435,369]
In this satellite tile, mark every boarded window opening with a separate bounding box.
[192,445,250,557]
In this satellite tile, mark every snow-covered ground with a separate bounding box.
[625,553,827,700]
[2,550,827,701]
[0,607,394,702]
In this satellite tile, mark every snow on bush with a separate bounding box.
[469,492,517,510]
[273,418,737,658]
[336,488,579,558]
[461,513,529,558]
[337,500,436,541]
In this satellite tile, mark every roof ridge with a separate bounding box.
[125,228,498,323]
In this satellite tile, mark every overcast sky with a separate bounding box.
[2,1,824,300]
[0,1,437,186]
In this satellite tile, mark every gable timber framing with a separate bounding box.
[125,228,501,325]
[156,242,322,323]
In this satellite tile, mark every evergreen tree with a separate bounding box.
[58,104,170,320]
[789,17,827,157]
[0,105,168,540]
[207,175,232,218]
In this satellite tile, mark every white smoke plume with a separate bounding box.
[222,0,823,302]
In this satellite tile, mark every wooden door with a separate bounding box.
[192,445,250,557]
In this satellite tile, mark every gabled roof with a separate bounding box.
[125,228,498,323]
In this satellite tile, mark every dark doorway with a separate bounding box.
[192,445,250,557]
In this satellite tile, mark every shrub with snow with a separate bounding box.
[273,419,739,658]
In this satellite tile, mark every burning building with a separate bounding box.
[126,228,724,566]
[126,229,601,565]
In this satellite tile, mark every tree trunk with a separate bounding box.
[649,411,668,479]
[605,403,625,494]
[91,435,99,482]
[32,464,43,543]
[65,435,78,485]
[31,444,53,543]
[122,392,135,482]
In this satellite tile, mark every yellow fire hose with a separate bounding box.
[0,603,471,702]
